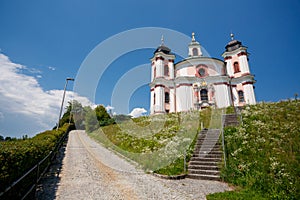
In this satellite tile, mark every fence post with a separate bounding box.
[221,111,227,168]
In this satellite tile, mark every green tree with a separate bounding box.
[94,105,115,127]
[84,106,99,133]
[71,100,85,129]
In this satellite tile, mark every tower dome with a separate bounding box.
[154,35,172,55]
[225,33,243,52]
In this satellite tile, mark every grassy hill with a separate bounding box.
[88,100,299,199]
[88,108,224,175]
[208,100,300,200]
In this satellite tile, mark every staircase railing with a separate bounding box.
[221,111,227,168]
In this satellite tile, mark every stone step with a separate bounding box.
[195,141,219,145]
[194,148,221,152]
[189,161,218,166]
[193,154,222,158]
[187,174,220,181]
[197,151,222,155]
[190,157,221,162]
[195,143,221,147]
[188,169,220,176]
[188,165,219,170]
[188,129,223,181]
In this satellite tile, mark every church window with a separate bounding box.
[200,89,208,101]
[154,66,156,78]
[192,48,198,56]
[238,90,245,102]
[153,93,156,105]
[198,68,206,77]
[233,62,240,73]
[165,92,170,103]
[164,65,169,76]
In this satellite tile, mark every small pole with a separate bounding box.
[184,151,186,173]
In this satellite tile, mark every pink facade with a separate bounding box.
[150,33,256,114]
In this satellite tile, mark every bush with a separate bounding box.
[0,123,73,192]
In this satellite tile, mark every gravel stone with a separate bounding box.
[36,130,231,200]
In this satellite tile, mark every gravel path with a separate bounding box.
[37,130,231,200]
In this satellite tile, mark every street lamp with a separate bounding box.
[56,78,75,130]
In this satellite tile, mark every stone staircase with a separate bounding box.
[223,114,239,127]
[187,129,222,181]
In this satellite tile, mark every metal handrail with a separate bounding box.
[0,127,71,199]
[221,112,227,168]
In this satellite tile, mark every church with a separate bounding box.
[149,33,256,114]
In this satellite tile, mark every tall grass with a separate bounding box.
[210,100,300,199]
[89,111,201,175]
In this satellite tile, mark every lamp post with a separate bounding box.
[56,78,74,130]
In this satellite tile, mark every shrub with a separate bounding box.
[0,123,73,192]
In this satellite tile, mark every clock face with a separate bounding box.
[198,68,206,77]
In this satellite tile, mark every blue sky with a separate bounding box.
[0,0,300,137]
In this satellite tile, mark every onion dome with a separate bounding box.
[154,35,172,55]
[225,33,243,52]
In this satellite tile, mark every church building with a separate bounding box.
[149,33,256,114]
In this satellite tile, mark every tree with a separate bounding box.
[113,114,131,123]
[70,100,85,129]
[94,105,115,127]
[84,107,99,133]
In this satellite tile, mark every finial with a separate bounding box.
[192,32,195,42]
[161,35,164,46]
[230,32,234,41]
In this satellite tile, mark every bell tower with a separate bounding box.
[150,36,176,114]
[188,32,202,57]
[222,33,256,106]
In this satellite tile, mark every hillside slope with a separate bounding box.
[211,100,300,199]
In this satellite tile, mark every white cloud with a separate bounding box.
[48,66,56,71]
[105,105,114,111]
[36,75,42,79]
[129,108,147,118]
[0,53,93,137]
[25,67,42,74]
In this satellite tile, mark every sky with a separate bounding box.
[0,0,299,137]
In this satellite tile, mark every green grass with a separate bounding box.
[89,111,201,175]
[88,101,300,199]
[216,100,300,200]
[88,108,226,175]
[207,188,267,200]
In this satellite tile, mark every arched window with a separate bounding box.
[200,89,208,101]
[154,66,156,78]
[192,48,198,56]
[233,62,240,73]
[165,92,170,103]
[238,90,245,102]
[153,93,156,105]
[164,65,169,76]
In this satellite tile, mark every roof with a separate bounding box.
[154,45,171,54]
[225,39,243,52]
